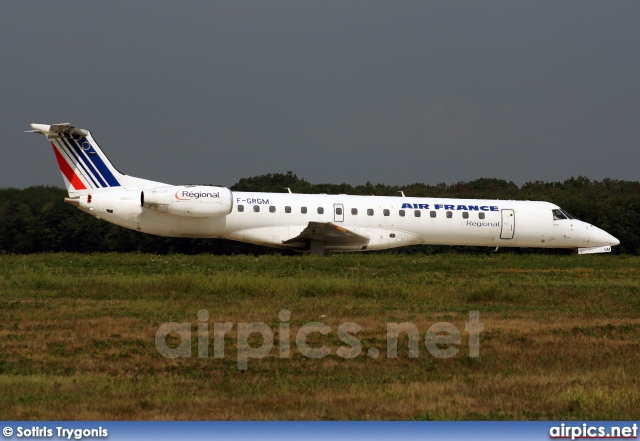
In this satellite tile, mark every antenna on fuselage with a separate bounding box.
[398,191,406,197]
[285,188,292,194]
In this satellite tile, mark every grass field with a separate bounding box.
[0,252,639,420]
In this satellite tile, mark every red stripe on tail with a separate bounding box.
[52,143,87,190]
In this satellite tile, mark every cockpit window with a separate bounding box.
[553,208,577,220]
[552,209,567,220]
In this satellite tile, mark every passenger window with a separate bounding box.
[318,207,324,214]
[367,209,374,216]
[414,210,421,217]
[301,207,307,214]
[351,208,358,215]
[383,209,390,216]
[253,205,260,212]
[399,210,405,217]
[479,212,485,219]
[462,212,469,219]
[430,211,436,218]
[285,206,291,213]
[336,207,343,215]
[446,211,452,218]
[237,205,244,212]
[269,206,276,213]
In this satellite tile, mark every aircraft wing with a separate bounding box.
[283,222,370,250]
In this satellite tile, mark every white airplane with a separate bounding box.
[28,123,619,255]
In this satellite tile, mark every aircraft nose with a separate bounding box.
[594,227,619,247]
[609,234,620,247]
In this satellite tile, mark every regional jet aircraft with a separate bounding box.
[28,123,619,254]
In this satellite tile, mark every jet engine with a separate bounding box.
[141,185,233,218]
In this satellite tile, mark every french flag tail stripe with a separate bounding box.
[79,137,121,187]
[51,143,87,191]
[68,136,121,187]
[51,141,95,189]
[54,139,100,189]
[59,137,106,188]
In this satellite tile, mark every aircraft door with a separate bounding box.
[334,204,344,222]
[500,209,515,239]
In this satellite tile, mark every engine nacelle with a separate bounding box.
[141,185,233,218]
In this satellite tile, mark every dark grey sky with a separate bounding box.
[2,1,639,189]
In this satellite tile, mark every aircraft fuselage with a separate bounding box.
[71,190,617,253]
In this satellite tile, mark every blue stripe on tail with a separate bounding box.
[58,138,102,189]
[63,138,107,187]
[78,137,121,187]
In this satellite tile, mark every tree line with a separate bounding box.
[1,173,638,254]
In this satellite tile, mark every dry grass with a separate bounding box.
[0,253,639,420]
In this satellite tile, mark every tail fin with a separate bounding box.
[29,123,166,196]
